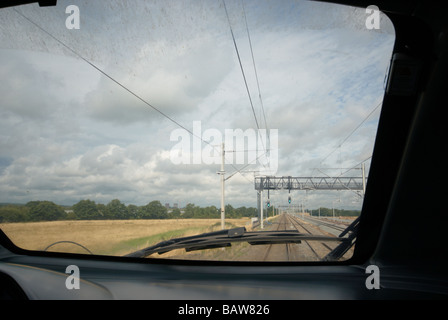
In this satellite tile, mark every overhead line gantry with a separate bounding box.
[254,164,367,229]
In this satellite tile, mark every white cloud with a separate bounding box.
[0,1,395,210]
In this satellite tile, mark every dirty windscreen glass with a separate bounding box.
[0,0,395,262]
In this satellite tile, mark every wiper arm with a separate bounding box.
[125,227,347,258]
[322,216,360,261]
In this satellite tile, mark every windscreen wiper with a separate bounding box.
[125,227,348,258]
[322,216,359,261]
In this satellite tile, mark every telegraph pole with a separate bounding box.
[220,143,225,230]
[362,162,366,196]
[260,189,264,229]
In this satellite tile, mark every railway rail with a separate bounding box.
[261,214,301,261]
[154,213,355,262]
[299,215,351,235]
[259,213,354,262]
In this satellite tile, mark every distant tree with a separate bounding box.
[193,206,204,218]
[203,205,219,219]
[26,201,65,221]
[65,210,77,220]
[127,204,140,219]
[140,200,168,219]
[244,207,257,217]
[183,203,195,219]
[73,199,100,220]
[170,207,181,219]
[0,205,30,222]
[25,201,42,208]
[225,204,235,218]
[105,199,128,219]
[96,203,107,219]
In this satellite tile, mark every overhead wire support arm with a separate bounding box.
[254,176,367,191]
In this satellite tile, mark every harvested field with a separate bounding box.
[0,218,251,257]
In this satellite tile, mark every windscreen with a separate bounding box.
[0,0,395,262]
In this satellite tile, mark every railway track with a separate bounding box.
[259,213,353,262]
[175,213,355,262]
[300,215,350,235]
[285,214,321,260]
[261,213,300,261]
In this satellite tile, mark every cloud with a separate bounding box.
[0,1,395,210]
[82,35,235,125]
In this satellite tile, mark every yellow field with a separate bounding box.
[0,218,251,257]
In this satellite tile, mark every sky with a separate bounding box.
[0,0,395,210]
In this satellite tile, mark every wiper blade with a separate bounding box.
[322,216,359,261]
[125,227,347,258]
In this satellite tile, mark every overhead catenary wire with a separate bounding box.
[225,150,270,181]
[241,0,269,136]
[13,7,261,185]
[319,101,382,165]
[222,0,260,131]
[241,0,271,170]
[335,155,372,179]
[12,8,195,138]
[222,0,270,173]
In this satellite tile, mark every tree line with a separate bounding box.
[0,200,258,223]
[0,200,359,223]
